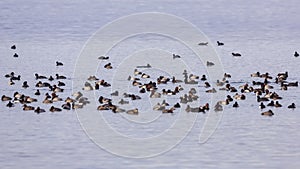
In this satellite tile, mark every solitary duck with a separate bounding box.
[233,101,239,108]
[11,45,16,49]
[22,81,29,88]
[217,41,224,46]
[98,56,109,60]
[294,51,299,57]
[288,103,296,109]
[104,63,113,69]
[232,53,241,57]
[261,110,274,116]
[172,54,181,59]
[56,61,63,66]
[34,89,41,95]
[206,61,215,67]
[13,53,18,57]
[198,42,208,46]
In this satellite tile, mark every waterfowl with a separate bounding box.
[98,56,109,60]
[287,103,296,109]
[56,74,66,79]
[294,51,299,57]
[13,92,22,99]
[111,106,126,113]
[185,105,204,113]
[6,101,14,108]
[35,81,47,87]
[261,110,274,116]
[251,72,260,77]
[57,81,65,86]
[127,75,140,81]
[22,81,29,88]
[134,69,142,75]
[267,101,275,107]
[11,45,16,49]
[118,99,129,105]
[189,74,199,80]
[287,81,298,87]
[204,82,211,88]
[13,53,18,57]
[82,82,93,91]
[217,41,224,46]
[206,61,215,67]
[56,61,63,66]
[153,103,165,111]
[73,91,83,100]
[126,108,138,115]
[141,73,150,78]
[277,72,288,80]
[48,76,54,81]
[5,72,14,78]
[8,79,15,85]
[173,54,181,59]
[42,97,53,104]
[34,107,46,114]
[87,75,99,81]
[104,63,113,69]
[259,102,266,110]
[62,102,71,110]
[218,99,230,105]
[137,63,151,68]
[52,95,63,102]
[274,101,282,108]
[10,75,21,81]
[224,73,231,78]
[257,96,269,102]
[65,97,75,103]
[132,80,142,86]
[139,88,146,93]
[98,80,111,87]
[97,104,110,111]
[198,42,208,46]
[110,91,119,96]
[49,106,62,112]
[23,104,35,111]
[25,96,37,103]
[200,75,207,81]
[206,88,217,93]
[233,101,239,108]
[35,73,47,80]
[232,53,241,57]
[1,95,12,101]
[50,85,64,93]
[98,96,111,104]
[214,102,223,111]
[162,107,175,113]
[150,90,161,98]
[72,102,84,109]
[174,103,181,108]
[260,72,272,79]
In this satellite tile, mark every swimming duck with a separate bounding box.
[34,107,46,114]
[217,41,224,46]
[10,75,21,81]
[294,51,299,57]
[267,101,275,107]
[98,96,111,104]
[206,61,215,67]
[204,82,211,88]
[87,75,99,81]
[104,63,113,69]
[287,103,296,109]
[56,61,63,66]
[98,56,109,60]
[1,95,12,101]
[261,110,274,116]
[174,103,181,108]
[42,97,53,104]
[118,99,129,105]
[162,107,175,113]
[126,108,138,115]
[55,74,66,79]
[198,42,208,46]
[153,103,165,111]
[172,54,181,59]
[11,45,16,49]
[136,63,152,68]
[259,102,266,110]
[62,102,71,110]
[150,90,161,98]
[200,75,207,81]
[49,106,62,112]
[141,73,150,78]
[110,91,119,96]
[251,72,260,77]
[257,96,269,102]
[4,72,14,78]
[57,81,65,86]
[35,73,47,80]
[111,106,126,113]
[22,81,29,88]
[13,53,18,57]
[274,101,282,108]
[232,53,241,57]
[214,102,223,111]
[6,101,14,108]
[82,82,93,91]
[233,101,239,108]
[206,88,217,93]
[23,104,35,111]
[48,76,54,81]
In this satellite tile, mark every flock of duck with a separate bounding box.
[1,43,298,117]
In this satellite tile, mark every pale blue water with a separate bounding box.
[0,0,300,169]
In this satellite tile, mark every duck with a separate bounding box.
[97,104,110,111]
[287,81,298,87]
[198,42,208,46]
[111,106,126,113]
[217,41,224,46]
[87,75,99,81]
[257,96,269,102]
[232,52,241,57]
[153,103,165,111]
[274,101,282,108]
[49,106,62,112]
[206,61,215,67]
[172,54,181,59]
[162,107,175,113]
[48,76,54,81]
[141,73,150,78]
[23,104,35,111]
[185,105,203,113]
[127,75,140,81]
[10,75,21,81]
[72,102,84,109]
[35,73,47,80]
[200,75,207,81]
[98,96,111,104]
[104,63,113,69]
[13,53,18,57]
[42,97,53,104]
[233,101,239,108]
[204,82,211,88]
[55,74,66,79]
[189,74,199,80]
[98,56,109,60]
[6,101,14,108]
[214,102,223,111]
[267,101,275,107]
[118,99,129,105]
[224,73,231,78]
[251,72,260,77]
[126,108,138,115]
[57,81,65,86]
[150,90,161,98]
[34,107,46,114]
[219,99,230,105]
[110,91,119,96]
[294,51,299,57]
[1,95,12,101]
[206,88,217,93]
[11,45,16,49]
[82,82,93,91]
[137,64,152,68]
[73,91,83,100]
[56,61,63,66]
[5,72,14,78]
[261,110,274,116]
[64,97,75,103]
[287,103,296,109]
[22,81,29,88]
[24,96,37,103]
[174,103,181,108]
[62,102,71,110]
[259,102,266,110]
[134,69,142,75]
[50,85,64,93]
